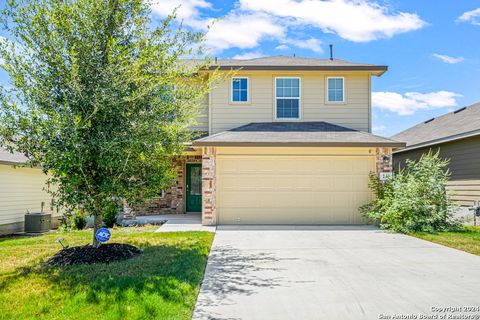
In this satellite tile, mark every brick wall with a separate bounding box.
[376,147,393,175]
[201,147,216,225]
[133,154,202,216]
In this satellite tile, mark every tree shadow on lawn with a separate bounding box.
[0,233,44,243]
[0,240,211,319]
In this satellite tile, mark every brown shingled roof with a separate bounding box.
[184,56,387,74]
[207,56,387,73]
[194,122,404,147]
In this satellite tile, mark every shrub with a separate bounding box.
[103,201,121,228]
[58,214,71,231]
[71,209,87,230]
[360,151,458,233]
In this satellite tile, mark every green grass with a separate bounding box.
[0,226,214,320]
[411,226,480,256]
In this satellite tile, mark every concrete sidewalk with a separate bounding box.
[194,226,480,320]
[155,213,216,232]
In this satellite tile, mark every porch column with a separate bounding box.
[202,147,217,225]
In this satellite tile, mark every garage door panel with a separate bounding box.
[333,160,353,172]
[221,191,365,208]
[218,207,361,224]
[351,176,370,190]
[332,176,370,191]
[353,158,374,172]
[221,175,315,191]
[221,174,369,192]
[220,191,316,207]
[217,155,374,224]
[218,192,263,208]
[275,176,316,190]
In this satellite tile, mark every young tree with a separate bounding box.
[0,0,216,245]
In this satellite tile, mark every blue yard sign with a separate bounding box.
[95,228,111,243]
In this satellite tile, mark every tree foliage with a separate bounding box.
[0,0,218,244]
[360,151,458,233]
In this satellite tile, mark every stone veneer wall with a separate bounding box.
[376,147,393,175]
[201,147,216,225]
[133,155,202,216]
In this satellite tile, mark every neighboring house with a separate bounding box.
[392,102,480,209]
[0,148,59,234]
[148,56,405,225]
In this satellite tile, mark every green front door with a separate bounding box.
[186,163,202,212]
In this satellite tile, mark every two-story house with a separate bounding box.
[145,56,405,226]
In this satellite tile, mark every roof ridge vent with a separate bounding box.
[424,118,435,124]
[453,106,467,114]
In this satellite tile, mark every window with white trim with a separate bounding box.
[327,77,344,102]
[275,77,300,119]
[231,77,248,102]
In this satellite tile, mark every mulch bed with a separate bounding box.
[46,243,142,266]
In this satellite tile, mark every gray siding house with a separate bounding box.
[392,102,480,208]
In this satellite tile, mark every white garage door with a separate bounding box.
[217,155,375,224]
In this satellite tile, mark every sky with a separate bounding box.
[150,0,480,137]
[1,0,479,137]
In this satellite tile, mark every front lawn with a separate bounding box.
[0,227,214,320]
[411,226,480,256]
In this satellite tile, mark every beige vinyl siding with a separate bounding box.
[304,73,369,131]
[211,72,273,134]
[190,93,209,132]
[209,71,371,134]
[0,164,57,232]
[446,180,480,207]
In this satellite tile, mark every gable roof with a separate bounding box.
[392,102,480,153]
[194,122,404,147]
[194,56,387,74]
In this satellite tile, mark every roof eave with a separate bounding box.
[194,141,406,148]
[394,130,480,154]
[373,68,388,76]
[0,160,28,166]
[205,65,388,73]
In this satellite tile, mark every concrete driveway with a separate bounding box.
[193,226,480,320]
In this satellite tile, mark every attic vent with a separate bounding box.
[424,118,435,124]
[453,106,467,114]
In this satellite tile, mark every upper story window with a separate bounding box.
[231,77,249,102]
[275,77,300,119]
[327,77,344,103]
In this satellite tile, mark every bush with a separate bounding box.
[360,151,458,233]
[71,209,87,230]
[103,201,121,228]
[58,213,71,231]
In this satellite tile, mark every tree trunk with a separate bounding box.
[93,213,103,247]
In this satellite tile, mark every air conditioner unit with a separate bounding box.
[25,203,52,233]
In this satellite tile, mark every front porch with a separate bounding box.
[125,146,215,225]
[131,151,204,216]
